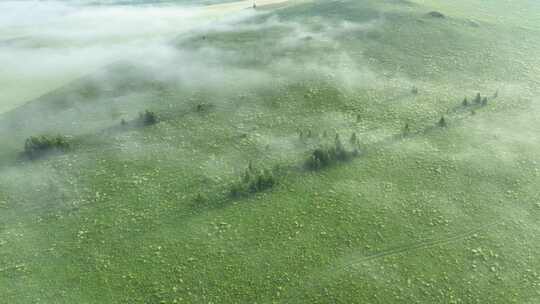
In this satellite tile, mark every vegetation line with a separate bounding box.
[196,91,495,206]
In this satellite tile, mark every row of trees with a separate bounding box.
[23,109,158,161]
[23,135,70,159]
[306,133,360,170]
[230,162,278,198]
[462,93,488,107]
[400,90,496,136]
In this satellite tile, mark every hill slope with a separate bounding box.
[1,0,539,303]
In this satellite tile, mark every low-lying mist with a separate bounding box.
[0,0,259,113]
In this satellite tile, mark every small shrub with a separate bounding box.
[462,97,469,107]
[427,11,445,18]
[474,93,482,105]
[230,183,245,198]
[438,116,447,127]
[481,97,488,106]
[403,123,411,136]
[194,193,208,204]
[138,110,158,126]
[334,134,348,161]
[411,86,419,95]
[195,103,213,113]
[350,132,358,145]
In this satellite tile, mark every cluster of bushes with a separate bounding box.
[195,103,213,113]
[462,93,488,108]
[305,134,359,170]
[120,110,158,127]
[23,135,70,159]
[138,110,158,126]
[427,11,445,18]
[230,163,278,198]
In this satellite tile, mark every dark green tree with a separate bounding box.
[481,97,488,106]
[350,132,358,145]
[438,116,447,127]
[474,93,482,104]
[194,193,207,204]
[139,110,158,126]
[403,123,411,135]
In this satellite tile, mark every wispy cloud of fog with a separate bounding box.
[0,1,259,113]
[0,0,389,117]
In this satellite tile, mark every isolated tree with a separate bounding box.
[194,193,207,204]
[474,93,482,105]
[403,123,411,135]
[356,114,361,123]
[481,97,488,106]
[334,134,347,160]
[350,132,358,146]
[139,110,158,126]
[438,116,447,128]
[462,97,469,107]
[230,183,244,198]
[242,168,251,184]
[411,86,419,95]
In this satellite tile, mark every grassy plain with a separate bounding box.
[1,0,539,303]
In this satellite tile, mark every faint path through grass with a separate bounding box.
[342,221,500,267]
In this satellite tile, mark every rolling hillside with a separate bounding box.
[1,0,539,303]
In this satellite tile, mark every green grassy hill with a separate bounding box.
[1,0,539,303]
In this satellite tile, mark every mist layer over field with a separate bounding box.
[0,0,266,113]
